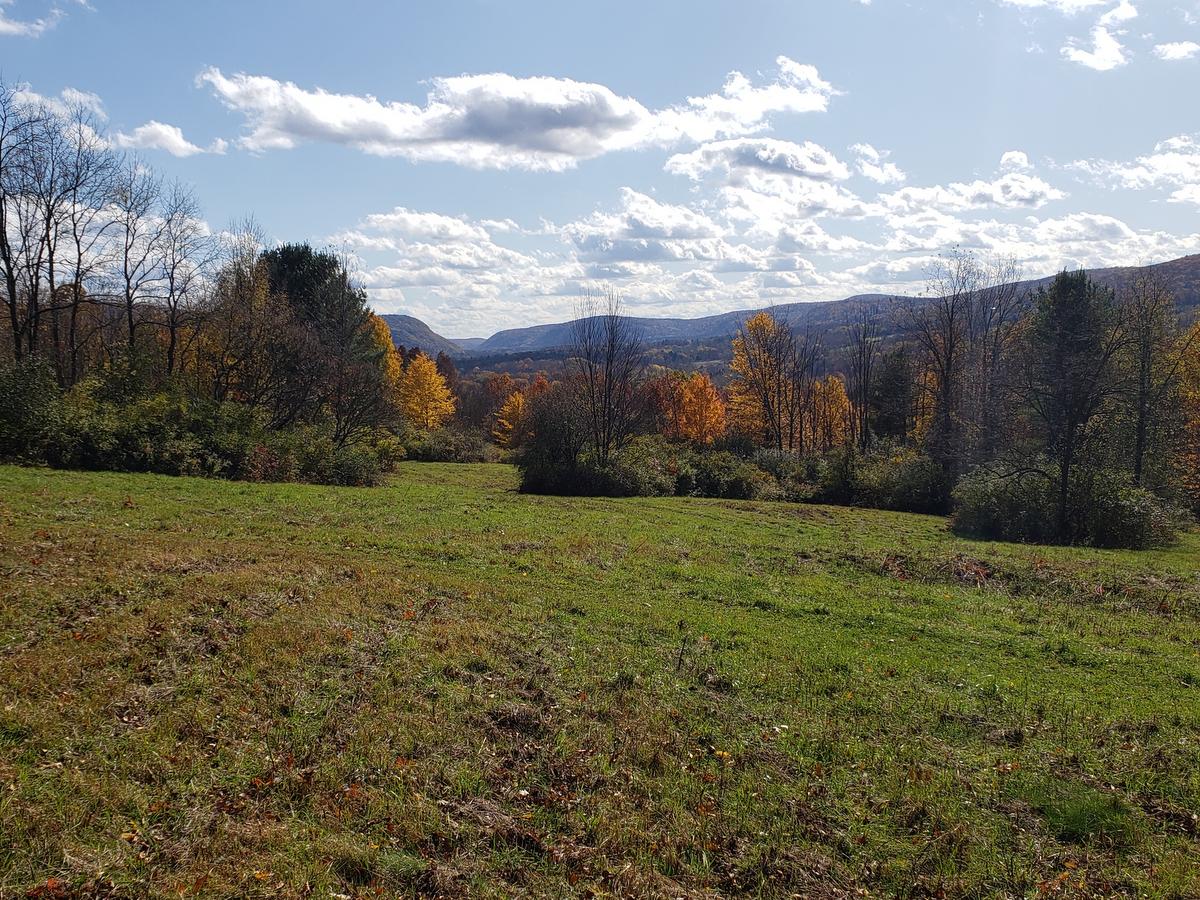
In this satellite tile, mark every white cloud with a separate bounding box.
[1169,184,1200,205]
[665,138,871,233]
[1061,25,1129,69]
[997,0,1109,13]
[850,142,906,184]
[1153,40,1200,60]
[999,150,1033,170]
[562,188,750,265]
[197,57,836,171]
[666,137,850,182]
[13,85,106,120]
[1070,133,1200,201]
[0,0,63,37]
[359,207,490,242]
[1097,0,1136,26]
[882,171,1066,212]
[112,121,224,157]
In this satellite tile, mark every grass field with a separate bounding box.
[0,462,1197,898]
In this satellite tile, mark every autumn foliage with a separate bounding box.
[398,351,456,431]
[652,371,726,446]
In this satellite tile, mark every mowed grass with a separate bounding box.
[0,463,1197,899]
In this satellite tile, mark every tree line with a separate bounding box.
[0,80,450,485]
[505,261,1199,549]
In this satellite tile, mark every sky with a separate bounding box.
[3,0,1199,338]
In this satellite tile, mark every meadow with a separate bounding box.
[0,463,1197,898]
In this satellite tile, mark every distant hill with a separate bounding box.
[470,255,1200,355]
[380,314,462,358]
[384,255,1200,360]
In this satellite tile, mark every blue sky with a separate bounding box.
[4,0,1199,337]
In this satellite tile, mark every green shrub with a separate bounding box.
[696,450,775,499]
[751,452,818,501]
[603,437,684,497]
[321,444,383,487]
[404,426,499,463]
[953,463,1185,548]
[370,433,407,472]
[1074,470,1189,549]
[952,466,1055,543]
[853,448,950,514]
[0,359,64,463]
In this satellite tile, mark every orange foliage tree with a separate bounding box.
[675,372,726,445]
[728,311,820,453]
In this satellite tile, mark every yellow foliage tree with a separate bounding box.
[366,313,404,398]
[806,375,852,452]
[676,372,726,445]
[398,351,456,430]
[728,312,780,444]
[492,390,528,448]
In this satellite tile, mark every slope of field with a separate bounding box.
[0,464,1197,898]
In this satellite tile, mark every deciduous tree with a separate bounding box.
[399,351,456,430]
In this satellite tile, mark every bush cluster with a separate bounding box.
[400,426,500,464]
[0,361,397,487]
[517,436,949,510]
[952,462,1186,549]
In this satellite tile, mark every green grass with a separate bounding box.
[0,462,1197,898]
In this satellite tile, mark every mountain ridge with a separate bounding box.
[383,254,1200,358]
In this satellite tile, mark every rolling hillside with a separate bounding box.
[379,254,1200,360]
[470,255,1200,354]
[380,314,463,357]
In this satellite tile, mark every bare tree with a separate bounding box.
[569,286,646,465]
[157,181,213,377]
[964,255,1025,463]
[0,84,47,360]
[910,249,1026,471]
[108,158,163,353]
[58,103,119,384]
[845,301,882,448]
[1121,269,1195,484]
[908,250,978,473]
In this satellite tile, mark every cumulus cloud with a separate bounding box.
[1153,41,1200,60]
[359,207,491,242]
[881,171,1066,212]
[665,138,871,233]
[850,142,906,184]
[13,85,106,120]
[1097,0,1136,26]
[562,188,751,266]
[197,57,836,171]
[1061,24,1129,69]
[0,0,64,37]
[666,137,850,182]
[112,121,226,157]
[1001,150,1034,171]
[1070,134,1200,202]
